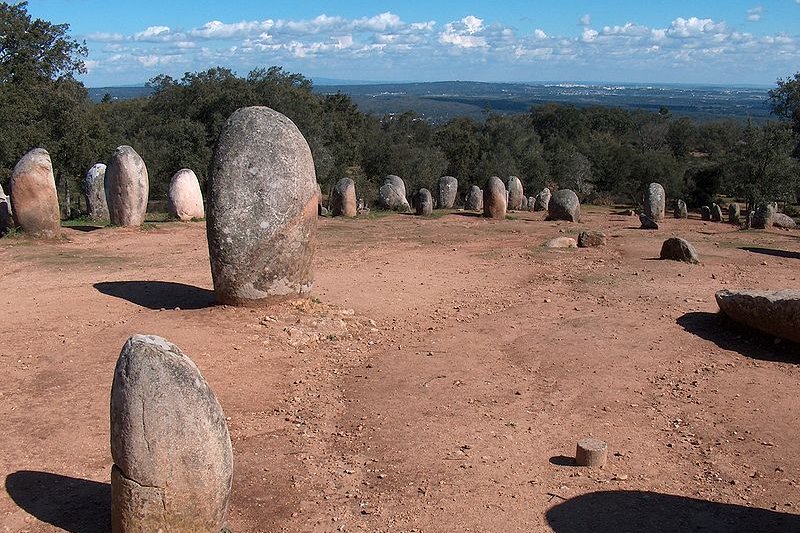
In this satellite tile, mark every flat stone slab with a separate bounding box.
[716,289,800,343]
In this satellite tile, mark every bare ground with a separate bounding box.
[1,207,799,532]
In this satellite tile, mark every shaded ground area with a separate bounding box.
[1,209,798,532]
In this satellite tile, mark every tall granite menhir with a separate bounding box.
[644,182,665,221]
[105,146,149,227]
[207,106,317,306]
[111,335,233,532]
[10,148,61,238]
[84,163,109,222]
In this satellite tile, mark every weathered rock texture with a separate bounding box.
[544,237,577,248]
[330,178,357,217]
[413,188,434,216]
[639,214,659,230]
[644,182,665,221]
[546,189,580,222]
[674,199,688,219]
[534,188,551,212]
[751,204,775,229]
[84,163,109,221]
[773,212,796,229]
[577,231,607,248]
[711,203,723,222]
[168,168,205,221]
[111,335,233,532]
[377,175,410,211]
[483,176,507,219]
[0,185,13,235]
[506,176,524,210]
[10,148,60,238]
[207,106,317,306]
[660,237,699,264]
[437,176,458,209]
[464,185,483,211]
[105,146,149,227]
[520,196,528,210]
[716,289,800,343]
[728,203,741,224]
[527,196,535,211]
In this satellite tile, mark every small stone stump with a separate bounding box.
[575,438,607,467]
[10,148,61,238]
[464,185,483,211]
[660,237,699,264]
[330,178,357,217]
[413,188,433,216]
[639,214,659,230]
[168,168,205,221]
[483,176,507,219]
[207,106,317,306]
[111,335,233,532]
[674,199,688,219]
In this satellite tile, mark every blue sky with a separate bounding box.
[26,0,800,87]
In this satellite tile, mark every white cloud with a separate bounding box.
[581,28,599,42]
[134,26,172,41]
[533,29,548,40]
[439,16,488,48]
[579,14,591,26]
[747,6,764,22]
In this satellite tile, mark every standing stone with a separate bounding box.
[674,199,688,219]
[520,196,528,210]
[643,182,665,221]
[377,175,410,212]
[413,188,433,216]
[546,189,580,222]
[534,187,551,212]
[773,212,797,229]
[751,203,775,229]
[701,206,711,221]
[711,203,723,222]
[111,335,232,533]
[660,237,699,263]
[207,106,317,306]
[0,184,13,235]
[577,231,607,248]
[464,185,483,211]
[330,178,357,217]
[105,146,148,227]
[84,163,109,222]
[483,176,507,220]
[9,148,60,238]
[527,196,535,211]
[728,203,741,224]
[506,176,524,210]
[639,214,659,230]
[437,176,458,209]
[168,169,205,221]
[575,438,607,467]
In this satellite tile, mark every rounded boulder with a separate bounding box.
[105,146,149,227]
[413,188,434,216]
[377,175,410,212]
[207,106,317,306]
[168,168,205,221]
[10,148,60,238]
[111,335,233,532]
[546,189,580,222]
[716,289,800,343]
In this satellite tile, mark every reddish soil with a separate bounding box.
[1,207,799,532]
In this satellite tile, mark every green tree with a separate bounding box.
[769,72,800,155]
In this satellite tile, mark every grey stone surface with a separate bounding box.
[111,335,233,532]
[0,184,13,235]
[330,178,357,217]
[10,148,60,238]
[546,189,580,222]
[674,199,688,219]
[544,237,577,248]
[752,204,775,229]
[577,231,607,248]
[639,214,659,229]
[534,187,551,212]
[464,185,483,211]
[207,106,317,306]
[660,237,699,263]
[168,168,205,221]
[105,146,149,227]
[413,188,434,216]
[377,175,410,212]
[506,176,524,210]
[520,196,528,210]
[701,206,711,221]
[773,212,796,229]
[644,183,666,221]
[483,176,507,219]
[716,289,800,343]
[437,176,458,209]
[84,163,109,222]
[527,196,535,211]
[711,203,723,222]
[728,203,741,224]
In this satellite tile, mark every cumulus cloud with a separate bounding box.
[579,14,591,26]
[747,6,764,22]
[439,15,488,48]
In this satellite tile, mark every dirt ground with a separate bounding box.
[1,207,800,533]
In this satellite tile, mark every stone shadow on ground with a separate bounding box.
[676,311,799,364]
[5,471,111,533]
[546,490,799,533]
[94,280,215,310]
[740,246,800,260]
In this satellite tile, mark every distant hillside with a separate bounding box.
[316,81,773,123]
[88,86,153,102]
